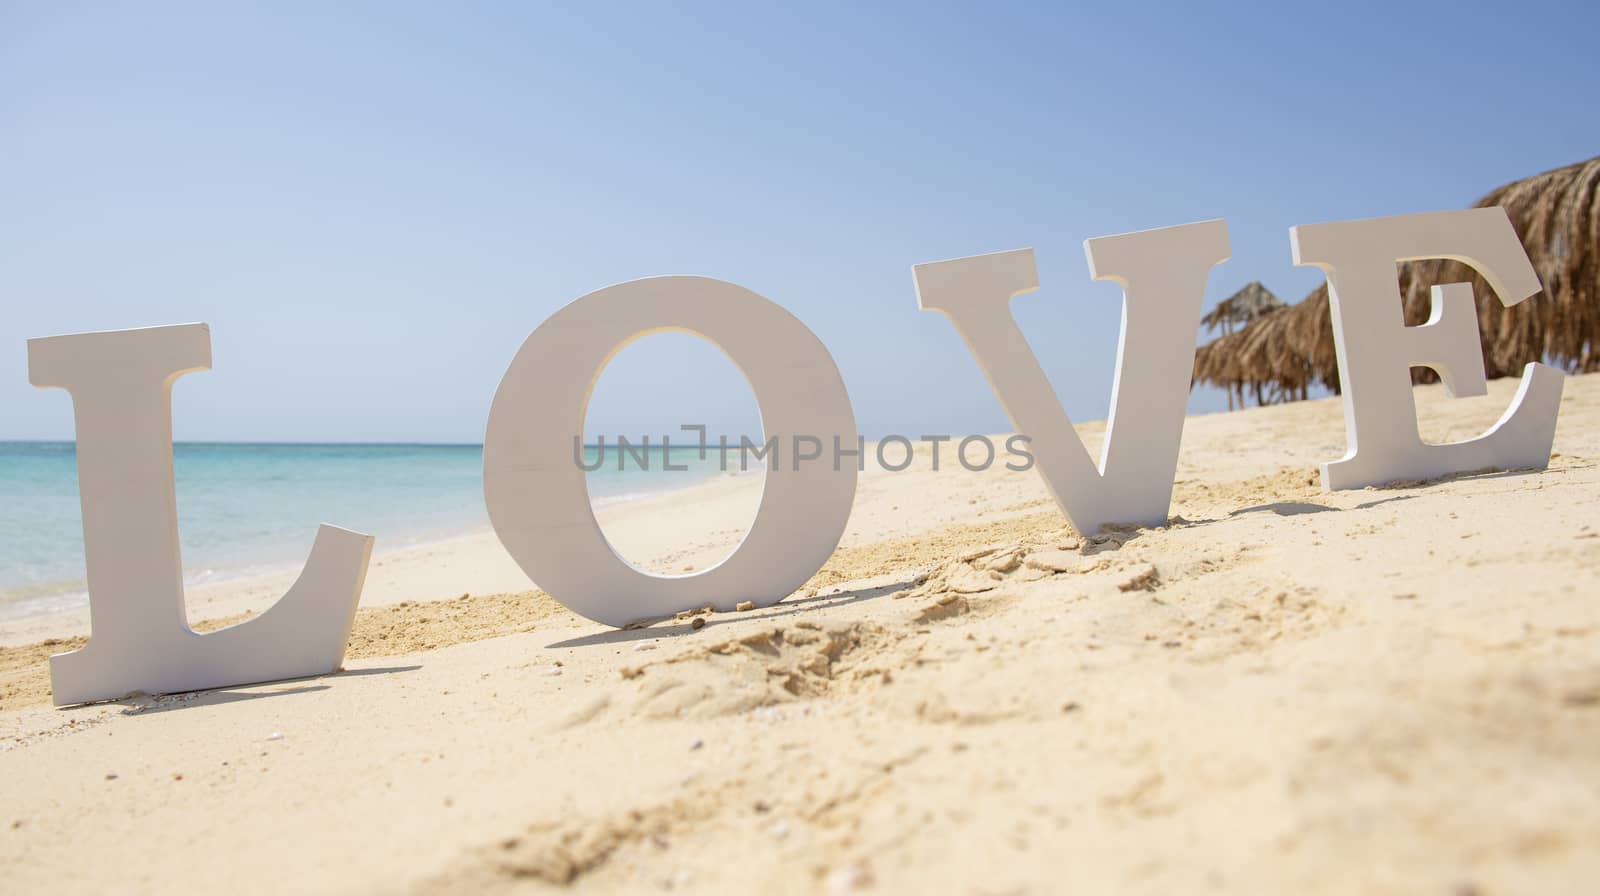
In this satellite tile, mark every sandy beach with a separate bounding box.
[2,372,1597,894]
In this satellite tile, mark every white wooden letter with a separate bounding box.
[1292,208,1564,490]
[911,220,1230,535]
[29,323,373,705]
[483,276,858,627]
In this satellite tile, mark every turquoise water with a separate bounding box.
[0,441,731,619]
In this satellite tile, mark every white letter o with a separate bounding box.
[483,276,858,627]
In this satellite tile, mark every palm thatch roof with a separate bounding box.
[1193,155,1600,407]
[1200,281,1286,335]
[1191,284,1336,408]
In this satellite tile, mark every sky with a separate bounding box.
[3,1,1597,444]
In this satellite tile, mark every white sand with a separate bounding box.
[2,373,1597,894]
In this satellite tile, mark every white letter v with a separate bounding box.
[912,220,1229,536]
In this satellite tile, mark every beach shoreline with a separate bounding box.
[0,442,752,638]
[0,468,771,648]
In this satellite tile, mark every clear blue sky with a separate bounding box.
[3,1,1596,443]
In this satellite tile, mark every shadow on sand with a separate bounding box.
[60,664,425,716]
[545,578,918,650]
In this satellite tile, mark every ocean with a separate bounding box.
[0,441,732,620]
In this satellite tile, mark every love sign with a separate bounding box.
[26,208,1564,705]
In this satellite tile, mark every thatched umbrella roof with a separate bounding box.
[1191,286,1328,407]
[1200,281,1286,335]
[1193,155,1600,406]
